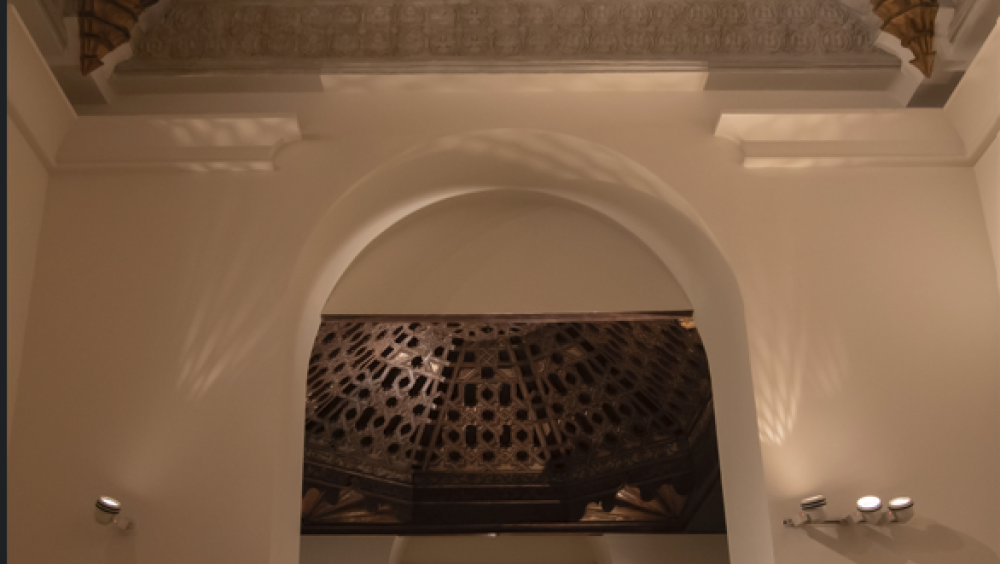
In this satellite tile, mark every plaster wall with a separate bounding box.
[6,114,49,445]
[976,132,1000,294]
[324,190,691,314]
[395,535,601,564]
[300,536,396,564]
[6,88,1000,564]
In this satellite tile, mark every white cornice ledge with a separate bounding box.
[7,5,76,169]
[944,16,1000,166]
[9,5,301,173]
[56,114,302,172]
[715,110,968,168]
[717,18,999,169]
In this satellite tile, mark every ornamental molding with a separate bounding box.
[123,0,898,72]
[870,0,939,77]
[78,0,160,74]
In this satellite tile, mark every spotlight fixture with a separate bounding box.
[888,497,914,523]
[857,495,883,523]
[784,494,914,527]
[800,495,828,524]
[93,496,136,533]
[94,496,121,525]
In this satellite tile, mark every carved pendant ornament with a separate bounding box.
[870,0,938,76]
[78,0,160,74]
[127,0,898,72]
[302,314,724,533]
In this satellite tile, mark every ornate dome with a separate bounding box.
[302,314,721,532]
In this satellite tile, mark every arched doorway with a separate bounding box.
[281,129,774,564]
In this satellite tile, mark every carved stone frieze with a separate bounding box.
[128,0,896,72]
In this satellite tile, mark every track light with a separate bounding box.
[94,496,121,525]
[800,495,827,523]
[888,497,914,523]
[857,495,882,523]
[784,494,913,527]
[93,496,136,533]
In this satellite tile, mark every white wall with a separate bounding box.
[300,534,730,564]
[6,42,1000,564]
[602,535,729,564]
[301,537,396,564]
[6,114,49,445]
[398,536,599,564]
[325,190,691,315]
[976,132,1000,295]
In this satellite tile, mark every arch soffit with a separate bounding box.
[284,129,775,564]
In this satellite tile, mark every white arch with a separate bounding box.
[279,129,775,564]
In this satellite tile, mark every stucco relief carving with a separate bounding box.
[129,0,895,70]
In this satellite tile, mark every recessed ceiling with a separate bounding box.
[302,313,724,534]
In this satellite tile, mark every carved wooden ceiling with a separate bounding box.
[302,313,724,534]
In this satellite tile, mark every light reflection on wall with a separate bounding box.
[173,194,297,401]
[744,261,850,448]
[150,116,300,148]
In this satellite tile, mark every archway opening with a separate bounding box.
[283,130,773,564]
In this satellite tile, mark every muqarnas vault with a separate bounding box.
[302,314,726,534]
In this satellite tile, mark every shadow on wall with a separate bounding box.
[104,529,137,564]
[802,520,1000,564]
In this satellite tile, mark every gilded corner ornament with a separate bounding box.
[78,0,160,75]
[870,0,938,77]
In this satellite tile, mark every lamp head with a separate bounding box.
[799,495,827,523]
[888,497,914,523]
[94,496,121,525]
[857,495,883,523]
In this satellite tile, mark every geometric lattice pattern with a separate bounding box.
[132,0,893,71]
[308,318,710,473]
[303,314,720,532]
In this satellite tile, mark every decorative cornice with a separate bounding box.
[715,109,969,167]
[125,0,895,72]
[78,0,159,74]
[870,0,938,76]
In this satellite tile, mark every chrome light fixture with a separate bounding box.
[888,497,915,523]
[857,495,883,523]
[93,496,136,532]
[785,494,914,527]
[94,496,121,525]
[800,495,828,523]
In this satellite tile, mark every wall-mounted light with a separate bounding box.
[888,497,915,523]
[94,496,136,533]
[784,494,914,527]
[800,495,827,523]
[856,495,883,524]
